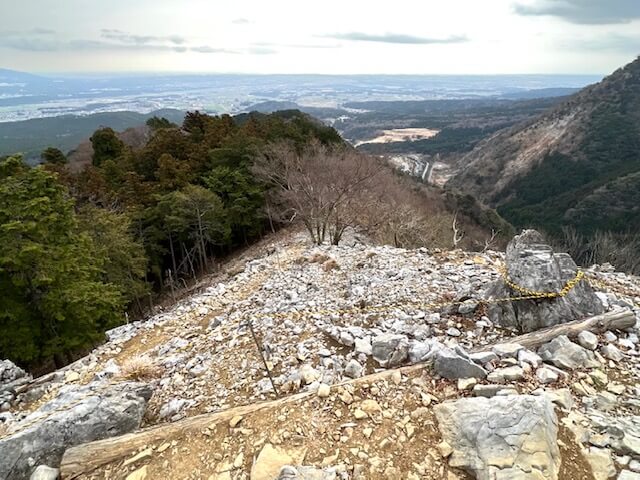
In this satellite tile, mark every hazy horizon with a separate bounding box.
[1,0,639,75]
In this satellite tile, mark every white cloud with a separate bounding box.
[0,0,637,73]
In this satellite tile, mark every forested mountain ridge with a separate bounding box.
[448,56,640,235]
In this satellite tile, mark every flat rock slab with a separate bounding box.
[434,394,560,480]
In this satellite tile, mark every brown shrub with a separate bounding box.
[118,356,162,381]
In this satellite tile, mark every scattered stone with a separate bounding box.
[229,415,243,428]
[604,331,618,343]
[125,466,148,480]
[354,337,372,356]
[123,448,153,467]
[518,349,542,367]
[353,409,367,420]
[359,399,381,415]
[408,341,432,364]
[533,388,574,410]
[299,365,321,385]
[539,335,599,370]
[590,370,608,388]
[492,343,523,358]
[250,444,307,480]
[344,360,363,379]
[619,471,640,480]
[469,351,498,365]
[29,465,59,480]
[317,384,331,398]
[277,465,339,480]
[371,334,409,368]
[601,345,625,362]
[578,331,599,351]
[586,447,616,480]
[434,395,560,480]
[537,367,559,384]
[596,392,618,410]
[437,441,453,458]
[433,347,487,380]
[487,365,524,383]
[446,328,461,337]
[64,371,80,383]
[472,384,504,398]
[457,378,477,391]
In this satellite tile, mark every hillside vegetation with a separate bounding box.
[0,109,509,371]
[448,57,640,269]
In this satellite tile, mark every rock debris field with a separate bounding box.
[1,229,640,480]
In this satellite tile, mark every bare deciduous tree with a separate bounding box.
[253,141,380,245]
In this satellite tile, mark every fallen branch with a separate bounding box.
[60,308,636,478]
[486,308,636,351]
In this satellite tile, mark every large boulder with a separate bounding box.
[486,230,604,333]
[434,395,560,480]
[0,381,152,480]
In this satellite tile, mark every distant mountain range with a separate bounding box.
[449,56,640,235]
[0,109,185,159]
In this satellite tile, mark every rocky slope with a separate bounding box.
[448,56,640,234]
[1,230,640,479]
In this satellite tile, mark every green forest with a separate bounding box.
[0,110,342,369]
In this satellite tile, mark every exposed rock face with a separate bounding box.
[434,395,560,480]
[486,230,604,332]
[0,382,152,480]
[538,335,600,370]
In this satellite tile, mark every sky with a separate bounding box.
[0,0,639,75]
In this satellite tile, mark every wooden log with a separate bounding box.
[487,308,636,351]
[59,308,636,478]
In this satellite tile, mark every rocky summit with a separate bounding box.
[1,229,640,479]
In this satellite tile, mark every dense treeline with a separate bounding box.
[0,110,342,368]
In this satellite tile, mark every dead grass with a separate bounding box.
[118,356,163,382]
[322,258,340,271]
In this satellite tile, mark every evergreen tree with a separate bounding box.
[0,156,122,365]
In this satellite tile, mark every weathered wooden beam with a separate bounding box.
[488,308,636,351]
[60,308,636,478]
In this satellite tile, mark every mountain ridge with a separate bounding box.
[448,56,640,234]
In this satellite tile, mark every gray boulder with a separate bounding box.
[371,334,409,368]
[0,381,152,480]
[434,395,560,480]
[538,335,599,370]
[486,230,604,333]
[433,347,487,380]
